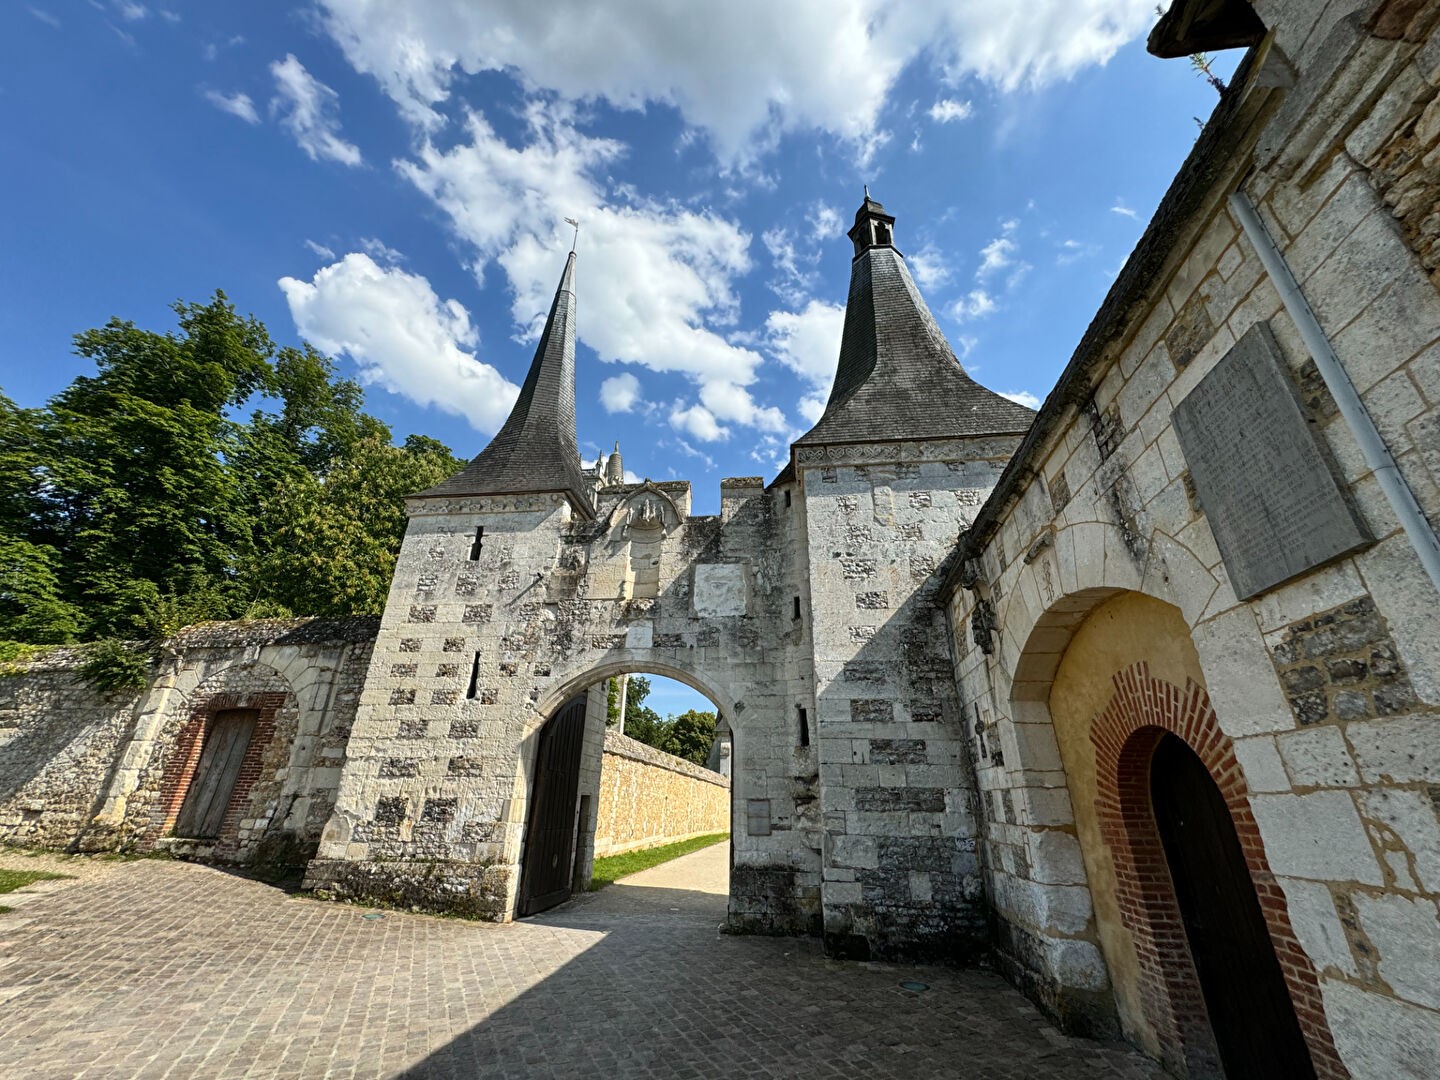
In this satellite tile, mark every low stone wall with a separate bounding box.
[593,731,730,856]
[0,618,378,869]
[0,646,141,852]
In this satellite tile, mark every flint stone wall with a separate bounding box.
[0,619,376,869]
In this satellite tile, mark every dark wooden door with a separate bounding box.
[174,709,258,839]
[518,695,588,916]
[1150,733,1316,1080]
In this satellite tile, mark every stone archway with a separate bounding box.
[998,583,1347,1078]
[514,658,738,919]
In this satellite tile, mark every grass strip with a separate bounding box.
[0,869,69,896]
[588,832,728,891]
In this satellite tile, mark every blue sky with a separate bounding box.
[2,2,1237,718]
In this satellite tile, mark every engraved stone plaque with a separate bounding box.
[1171,323,1370,600]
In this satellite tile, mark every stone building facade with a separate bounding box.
[300,205,1035,954]
[3,2,1440,1077]
[938,2,1440,1076]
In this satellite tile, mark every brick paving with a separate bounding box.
[0,847,1163,1079]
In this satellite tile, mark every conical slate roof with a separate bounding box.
[795,198,1036,447]
[416,252,593,516]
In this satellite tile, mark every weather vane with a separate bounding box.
[564,217,580,252]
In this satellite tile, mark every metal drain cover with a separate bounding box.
[899,980,929,992]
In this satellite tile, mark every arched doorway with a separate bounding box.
[1149,733,1316,1079]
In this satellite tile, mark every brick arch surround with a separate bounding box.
[1091,661,1348,1080]
[148,680,291,857]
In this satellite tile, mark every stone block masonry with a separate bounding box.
[305,480,823,933]
[593,731,729,856]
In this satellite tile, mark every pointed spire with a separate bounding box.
[796,194,1036,449]
[416,251,593,516]
[605,441,624,486]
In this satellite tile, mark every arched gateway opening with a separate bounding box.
[1148,733,1315,1080]
[519,671,733,917]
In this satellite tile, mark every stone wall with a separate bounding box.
[593,730,730,856]
[798,439,1019,963]
[0,619,376,870]
[940,7,1440,1077]
[0,646,140,851]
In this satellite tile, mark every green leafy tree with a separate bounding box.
[610,675,719,766]
[242,434,462,617]
[0,292,466,645]
[34,293,274,635]
[667,709,719,766]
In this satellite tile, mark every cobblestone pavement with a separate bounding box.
[0,847,1163,1079]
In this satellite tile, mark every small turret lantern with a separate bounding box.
[848,186,897,257]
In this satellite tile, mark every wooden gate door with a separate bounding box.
[1150,733,1316,1079]
[518,694,588,916]
[174,709,259,839]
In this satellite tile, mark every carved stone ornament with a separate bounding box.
[971,598,997,655]
[628,497,665,530]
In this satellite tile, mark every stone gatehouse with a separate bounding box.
[4,2,1440,1077]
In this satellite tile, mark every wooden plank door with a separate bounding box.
[518,695,589,916]
[1150,733,1316,1080]
[173,709,258,840]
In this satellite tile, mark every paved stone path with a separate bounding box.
[0,847,1163,1079]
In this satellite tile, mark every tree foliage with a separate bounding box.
[608,674,720,766]
[0,293,464,646]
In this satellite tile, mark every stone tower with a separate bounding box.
[787,192,1035,959]
[605,441,624,486]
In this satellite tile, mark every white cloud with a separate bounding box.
[669,402,727,442]
[765,300,844,389]
[976,219,1020,279]
[1110,199,1139,219]
[999,389,1041,409]
[315,0,1155,162]
[762,226,818,306]
[304,238,337,260]
[928,98,973,123]
[359,236,405,264]
[699,381,787,433]
[203,34,245,62]
[204,89,260,125]
[270,54,363,167]
[29,8,61,29]
[948,289,996,323]
[807,202,843,242]
[600,372,641,413]
[398,103,791,435]
[797,393,827,424]
[1056,238,1099,265]
[670,438,717,470]
[279,252,518,433]
[115,2,148,21]
[907,244,950,289]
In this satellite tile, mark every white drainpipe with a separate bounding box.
[1228,189,1440,595]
